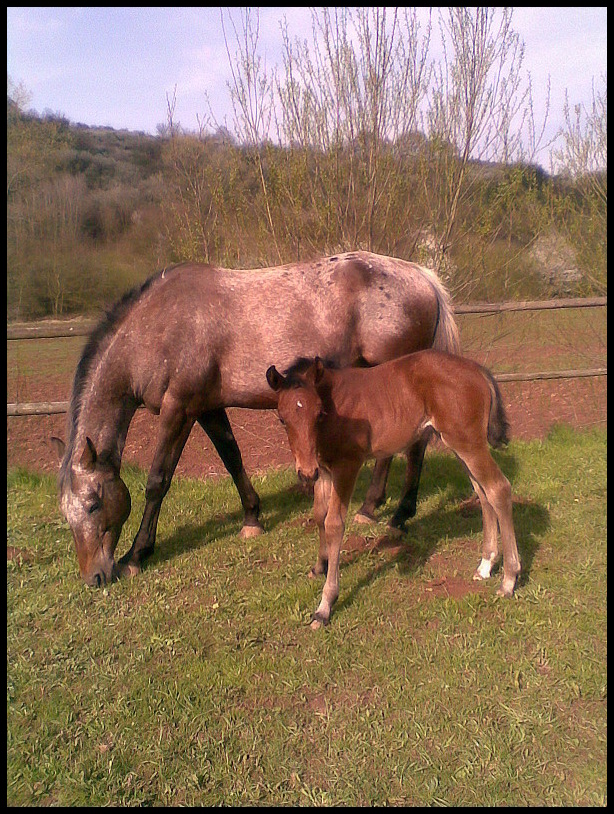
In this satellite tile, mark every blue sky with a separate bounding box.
[7,7,608,167]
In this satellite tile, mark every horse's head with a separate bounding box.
[266,358,327,485]
[52,436,131,587]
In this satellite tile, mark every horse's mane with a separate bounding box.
[60,264,182,481]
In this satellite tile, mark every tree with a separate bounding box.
[550,74,607,293]
[420,7,549,286]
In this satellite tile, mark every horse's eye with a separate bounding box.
[88,500,101,515]
[277,413,286,426]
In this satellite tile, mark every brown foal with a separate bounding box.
[267,351,521,629]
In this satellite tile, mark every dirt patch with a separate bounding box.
[423,575,488,600]
[422,544,491,600]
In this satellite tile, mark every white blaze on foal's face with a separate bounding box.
[277,387,322,482]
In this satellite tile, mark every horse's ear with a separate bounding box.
[314,357,325,384]
[50,436,65,462]
[266,365,285,392]
[79,437,98,471]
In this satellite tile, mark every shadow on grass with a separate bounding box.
[143,479,314,568]
[331,449,549,617]
[334,493,549,618]
[130,449,548,607]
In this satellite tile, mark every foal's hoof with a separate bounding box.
[354,511,375,525]
[310,612,329,631]
[473,556,495,581]
[496,575,517,598]
[240,523,264,539]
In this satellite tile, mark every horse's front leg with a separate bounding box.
[354,456,392,523]
[311,462,361,630]
[118,403,195,577]
[198,409,263,538]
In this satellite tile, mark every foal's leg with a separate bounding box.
[468,476,500,582]
[355,456,392,523]
[456,446,520,597]
[311,462,361,630]
[309,471,332,578]
[119,401,195,575]
[388,432,431,533]
[198,409,262,538]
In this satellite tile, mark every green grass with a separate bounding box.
[7,426,607,805]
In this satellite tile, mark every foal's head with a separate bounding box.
[266,358,327,485]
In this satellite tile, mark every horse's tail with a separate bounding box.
[482,365,510,448]
[417,265,461,355]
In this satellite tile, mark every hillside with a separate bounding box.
[7,105,607,320]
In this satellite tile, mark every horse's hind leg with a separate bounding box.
[198,409,262,538]
[468,476,499,582]
[355,456,392,523]
[119,403,195,576]
[456,446,520,597]
[388,432,432,533]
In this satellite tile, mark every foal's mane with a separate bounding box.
[60,264,182,478]
[282,356,339,387]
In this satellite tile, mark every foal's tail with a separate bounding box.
[482,366,510,448]
[417,264,461,355]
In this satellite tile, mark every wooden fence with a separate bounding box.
[7,296,607,417]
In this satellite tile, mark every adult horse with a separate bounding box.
[52,251,459,587]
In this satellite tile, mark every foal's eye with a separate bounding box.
[88,499,101,515]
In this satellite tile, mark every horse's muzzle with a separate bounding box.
[82,557,116,588]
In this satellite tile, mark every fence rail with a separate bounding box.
[7,297,607,417]
[454,295,607,315]
[6,296,608,340]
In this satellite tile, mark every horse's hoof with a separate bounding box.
[386,524,404,539]
[354,512,375,525]
[115,561,141,580]
[240,524,264,539]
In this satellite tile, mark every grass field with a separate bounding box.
[7,425,607,805]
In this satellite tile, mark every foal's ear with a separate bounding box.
[266,365,285,392]
[313,357,326,384]
[50,436,66,462]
